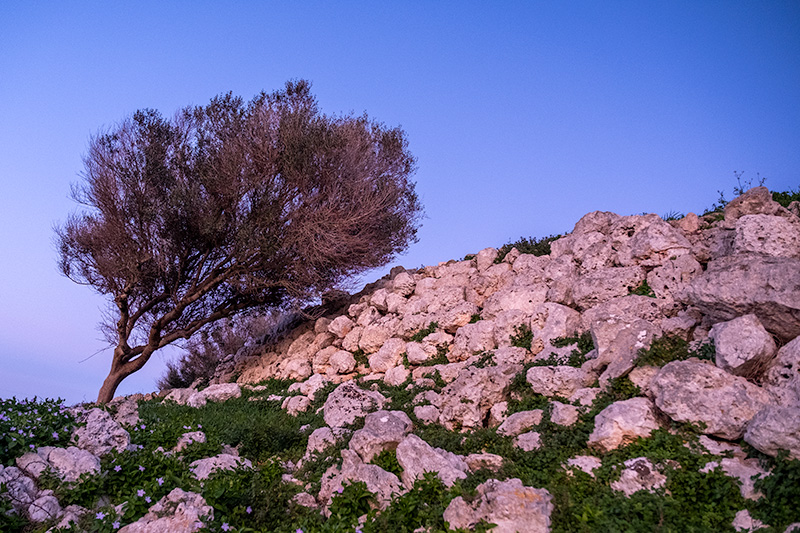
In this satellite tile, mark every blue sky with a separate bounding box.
[1,1,798,404]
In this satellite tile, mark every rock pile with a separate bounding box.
[3,186,800,532]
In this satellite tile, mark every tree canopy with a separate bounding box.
[56,80,422,403]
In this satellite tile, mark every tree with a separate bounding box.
[56,80,422,403]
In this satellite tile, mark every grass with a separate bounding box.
[495,234,561,263]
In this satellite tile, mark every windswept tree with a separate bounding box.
[57,80,422,403]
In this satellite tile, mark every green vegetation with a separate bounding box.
[410,322,439,342]
[772,187,800,208]
[635,335,715,368]
[0,397,75,466]
[509,324,534,351]
[495,234,561,263]
[628,279,656,297]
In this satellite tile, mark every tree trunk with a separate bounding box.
[97,367,128,404]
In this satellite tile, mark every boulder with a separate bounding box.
[496,410,543,437]
[349,410,413,462]
[650,360,771,439]
[328,315,355,338]
[681,255,800,342]
[615,218,692,267]
[34,446,100,482]
[732,509,768,532]
[395,434,468,488]
[438,364,521,431]
[304,427,350,461]
[550,401,580,426]
[465,453,504,472]
[174,431,206,452]
[319,449,403,509]
[588,398,660,452]
[744,405,800,460]
[710,314,777,378]
[368,337,407,372]
[530,303,582,347]
[451,320,496,360]
[700,456,768,500]
[513,431,542,451]
[482,285,548,319]
[392,271,416,296]
[566,455,603,477]
[572,266,646,310]
[585,317,660,387]
[187,383,241,408]
[646,255,703,299]
[724,186,792,222]
[443,478,552,533]
[27,492,61,522]
[762,335,800,407]
[0,466,37,511]
[189,454,252,480]
[610,457,666,497]
[733,214,800,258]
[72,408,131,456]
[118,488,212,533]
[414,404,441,425]
[526,365,592,398]
[323,382,388,428]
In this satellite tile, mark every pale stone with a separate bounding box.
[349,410,413,462]
[163,388,195,405]
[526,365,592,398]
[72,408,131,456]
[681,255,800,342]
[323,382,388,428]
[734,214,800,258]
[650,360,771,440]
[491,309,531,349]
[762,335,800,407]
[570,387,601,407]
[341,326,362,352]
[384,365,411,386]
[369,337,407,372]
[647,255,703,299]
[550,231,614,272]
[530,302,582,346]
[187,383,241,408]
[585,317,660,387]
[304,427,350,460]
[357,305,382,327]
[443,478,552,533]
[572,266,646,310]
[289,372,330,400]
[319,449,403,509]
[189,454,252,480]
[118,488,213,533]
[611,457,666,496]
[492,346,531,365]
[732,509,768,532]
[588,398,660,452]
[488,402,509,428]
[174,431,206,452]
[405,341,437,365]
[392,271,416,296]
[701,456,768,500]
[283,395,311,416]
[566,455,603,477]
[414,404,441,425]
[628,365,660,394]
[28,493,61,522]
[395,434,468,488]
[497,410,543,437]
[465,453,504,472]
[724,187,791,222]
[514,431,542,451]
[616,217,692,267]
[359,323,394,353]
[438,364,521,431]
[744,405,800,460]
[482,286,549,319]
[0,466,37,510]
[550,401,580,426]
[329,350,356,374]
[278,357,313,381]
[451,320,496,360]
[476,247,499,271]
[711,314,777,378]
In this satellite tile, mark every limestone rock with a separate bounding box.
[414,404,441,425]
[392,271,416,296]
[465,453,504,472]
[72,408,131,456]
[443,478,552,533]
[187,383,241,408]
[762,335,800,407]
[174,431,206,452]
[19,446,101,482]
[744,405,800,460]
[28,492,61,522]
[283,395,311,416]
[710,314,777,378]
[438,364,521,431]
[732,509,768,532]
[724,186,792,222]
[482,285,548,319]
[395,434,468,488]
[189,453,252,480]
[526,365,592,398]
[349,410,413,463]
[646,255,703,299]
[572,266,646,310]
[610,457,666,496]
[586,316,660,387]
[384,365,411,386]
[733,214,800,258]
[328,315,355,339]
[681,255,800,342]
[451,320,496,360]
[588,398,660,452]
[701,456,767,500]
[530,303,582,347]
[550,401,580,426]
[369,337,407,372]
[163,388,195,405]
[319,449,403,509]
[650,360,771,439]
[323,382,388,428]
[0,466,37,511]
[118,488,212,533]
[566,455,603,477]
[513,431,542,451]
[496,410,543,437]
[304,427,350,460]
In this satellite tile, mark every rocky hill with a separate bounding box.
[2,186,800,532]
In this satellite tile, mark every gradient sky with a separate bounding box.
[1,1,798,405]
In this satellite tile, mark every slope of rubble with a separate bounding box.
[2,186,800,533]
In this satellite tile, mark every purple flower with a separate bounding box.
[112,521,120,529]
[96,511,106,520]
[246,506,252,514]
[145,496,151,503]
[138,465,145,472]
[140,424,146,430]
[221,523,230,531]
[296,529,303,533]
[114,465,122,472]
[157,477,164,486]
[29,444,35,449]
[197,424,202,429]
[337,487,344,494]
[183,425,191,430]
[52,431,59,440]
[137,489,145,497]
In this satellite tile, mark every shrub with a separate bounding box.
[410,322,438,342]
[509,324,534,351]
[628,279,656,297]
[636,336,715,368]
[495,234,561,263]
